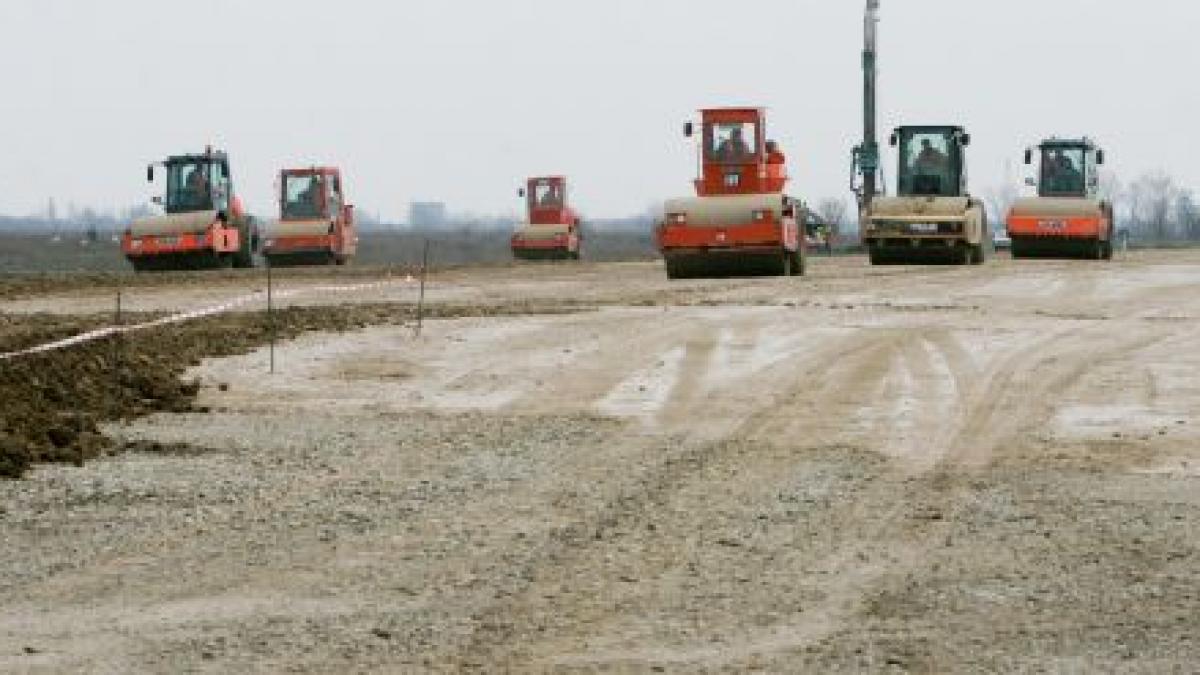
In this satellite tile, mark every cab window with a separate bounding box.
[532,180,563,208]
[706,122,759,164]
[898,129,960,197]
[1040,146,1087,196]
[282,174,324,219]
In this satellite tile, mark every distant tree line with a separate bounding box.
[1114,172,1200,242]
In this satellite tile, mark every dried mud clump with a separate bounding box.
[0,304,419,479]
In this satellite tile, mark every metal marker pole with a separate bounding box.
[415,239,429,337]
[267,257,275,374]
[112,284,123,418]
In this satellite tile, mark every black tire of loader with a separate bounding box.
[791,249,806,277]
[969,243,985,265]
[665,257,688,280]
[868,244,891,266]
[233,218,256,269]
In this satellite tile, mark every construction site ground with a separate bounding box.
[2,251,1199,672]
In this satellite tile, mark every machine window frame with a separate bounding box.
[165,160,215,214]
[897,128,962,198]
[282,173,326,220]
[530,178,565,210]
[704,120,761,165]
[1038,144,1089,198]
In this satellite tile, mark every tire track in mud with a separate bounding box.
[738,319,1179,669]
[941,321,1169,469]
[509,326,975,669]
[443,328,895,668]
[505,317,1178,670]
[507,310,722,421]
[457,328,941,669]
[445,324,969,668]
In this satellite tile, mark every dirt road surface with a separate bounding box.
[3,252,1199,672]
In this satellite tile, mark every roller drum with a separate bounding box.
[664,194,789,227]
[130,210,219,237]
[265,219,334,238]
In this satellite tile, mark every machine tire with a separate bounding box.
[969,243,985,265]
[868,245,887,266]
[791,250,807,277]
[954,245,971,266]
[665,257,685,280]
[233,219,255,269]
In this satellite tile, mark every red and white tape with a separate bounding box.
[0,275,416,362]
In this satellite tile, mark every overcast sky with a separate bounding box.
[0,0,1196,221]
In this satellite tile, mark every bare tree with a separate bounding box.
[984,182,1020,224]
[1176,190,1199,241]
[1098,170,1124,203]
[1127,172,1180,241]
[984,159,1021,222]
[815,197,849,235]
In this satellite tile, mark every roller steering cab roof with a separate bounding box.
[165,150,229,165]
[282,166,341,177]
[685,107,788,197]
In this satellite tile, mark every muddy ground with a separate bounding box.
[0,228,657,277]
[1,251,1199,673]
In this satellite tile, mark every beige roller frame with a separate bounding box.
[664,194,791,227]
[130,211,219,237]
[868,196,971,221]
[265,219,333,238]
[514,223,571,240]
[1009,197,1104,219]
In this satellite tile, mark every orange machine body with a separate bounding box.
[265,167,357,266]
[1006,138,1114,259]
[1006,214,1111,239]
[122,218,243,258]
[511,176,582,260]
[656,108,804,278]
[122,148,260,271]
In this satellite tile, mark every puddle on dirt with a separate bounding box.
[1054,404,1188,438]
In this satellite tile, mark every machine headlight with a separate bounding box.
[752,209,771,222]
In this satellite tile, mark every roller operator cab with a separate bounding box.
[123,148,259,272]
[511,176,582,261]
[1006,139,1114,260]
[656,107,807,279]
[862,125,991,265]
[263,167,357,266]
